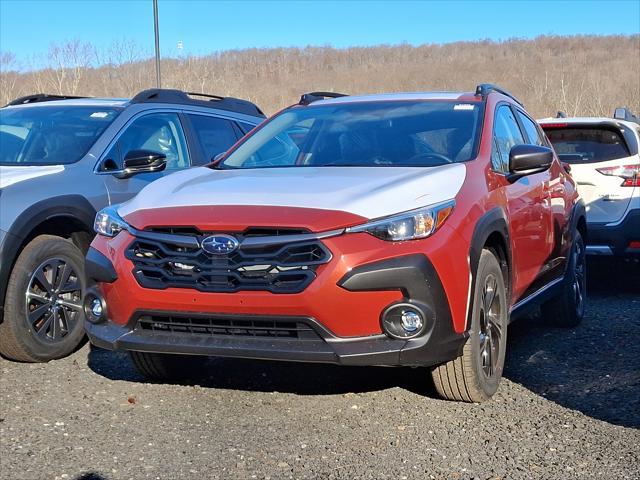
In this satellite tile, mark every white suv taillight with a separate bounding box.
[596,164,640,187]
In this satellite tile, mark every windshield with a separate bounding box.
[543,126,630,163]
[0,105,121,166]
[221,100,483,169]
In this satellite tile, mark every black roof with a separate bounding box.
[4,89,265,118]
[129,89,265,118]
[5,93,89,106]
[299,91,349,105]
[475,83,523,106]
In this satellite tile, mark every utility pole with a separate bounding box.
[153,0,161,88]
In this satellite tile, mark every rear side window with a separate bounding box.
[516,111,545,146]
[544,127,630,163]
[188,114,239,161]
[492,105,525,172]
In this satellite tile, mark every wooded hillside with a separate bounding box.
[1,35,638,118]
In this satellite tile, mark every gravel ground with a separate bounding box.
[1,259,638,480]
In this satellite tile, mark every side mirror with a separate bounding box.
[507,144,553,182]
[114,150,167,179]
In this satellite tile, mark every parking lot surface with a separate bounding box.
[1,260,638,480]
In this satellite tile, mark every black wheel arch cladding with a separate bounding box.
[468,207,511,328]
[0,195,96,313]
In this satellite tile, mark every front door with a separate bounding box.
[99,112,192,205]
[491,104,554,301]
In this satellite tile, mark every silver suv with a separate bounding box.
[0,89,265,362]
[539,108,639,257]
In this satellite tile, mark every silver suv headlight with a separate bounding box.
[346,200,455,241]
[94,205,130,237]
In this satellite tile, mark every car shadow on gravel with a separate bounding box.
[73,473,108,480]
[504,258,640,429]
[88,345,435,397]
[88,258,638,427]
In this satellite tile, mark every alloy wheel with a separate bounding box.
[573,239,586,317]
[478,273,503,378]
[25,258,83,342]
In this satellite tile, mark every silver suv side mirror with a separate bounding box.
[113,150,167,179]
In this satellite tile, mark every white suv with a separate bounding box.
[539,109,640,257]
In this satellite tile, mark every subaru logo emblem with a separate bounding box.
[201,234,239,255]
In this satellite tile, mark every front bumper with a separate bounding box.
[86,313,467,367]
[86,225,471,367]
[586,209,640,256]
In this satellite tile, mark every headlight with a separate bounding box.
[346,200,455,241]
[94,205,129,237]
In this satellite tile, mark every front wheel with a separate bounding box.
[431,249,508,402]
[0,235,86,362]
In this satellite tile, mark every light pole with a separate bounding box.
[153,0,161,88]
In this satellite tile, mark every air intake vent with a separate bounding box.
[137,314,321,340]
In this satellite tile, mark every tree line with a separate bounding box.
[1,35,638,118]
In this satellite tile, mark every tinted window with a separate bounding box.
[104,113,189,170]
[492,105,525,171]
[188,114,239,161]
[544,127,630,163]
[237,122,257,134]
[221,101,483,169]
[0,106,120,165]
[517,111,545,146]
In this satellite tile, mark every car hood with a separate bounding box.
[0,165,65,189]
[118,164,466,224]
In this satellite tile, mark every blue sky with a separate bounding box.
[1,0,639,64]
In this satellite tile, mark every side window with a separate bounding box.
[492,105,525,172]
[491,138,502,171]
[238,122,257,135]
[517,111,545,146]
[187,114,239,161]
[105,113,189,170]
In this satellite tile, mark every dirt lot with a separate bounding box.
[1,259,638,480]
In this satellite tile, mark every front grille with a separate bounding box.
[125,230,332,294]
[137,314,321,340]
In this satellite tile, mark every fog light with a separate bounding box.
[84,290,107,324]
[381,302,432,339]
[90,298,103,317]
[400,310,423,333]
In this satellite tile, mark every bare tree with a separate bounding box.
[42,40,95,94]
[2,35,638,117]
[0,51,20,105]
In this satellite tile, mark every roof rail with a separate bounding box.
[5,93,89,107]
[475,83,523,106]
[556,111,567,118]
[129,89,265,118]
[613,107,640,124]
[299,91,348,105]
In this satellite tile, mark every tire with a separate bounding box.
[0,235,86,362]
[431,249,508,402]
[541,230,586,328]
[130,351,203,381]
